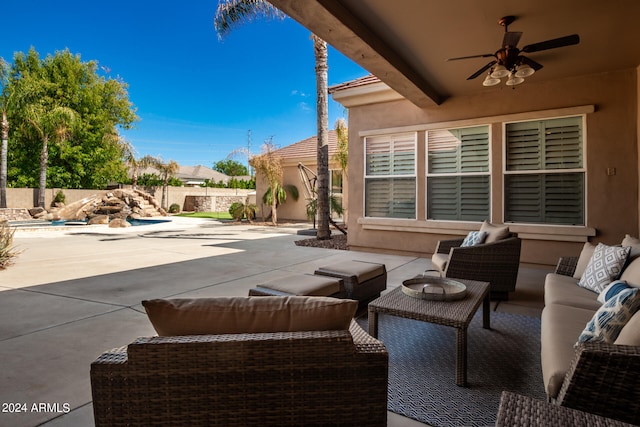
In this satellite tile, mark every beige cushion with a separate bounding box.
[258,274,342,296]
[620,257,640,288]
[614,310,640,345]
[544,273,600,311]
[480,220,509,243]
[316,260,385,283]
[431,253,449,273]
[541,304,595,398]
[142,296,358,336]
[573,242,596,280]
[622,234,640,259]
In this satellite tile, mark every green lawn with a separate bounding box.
[176,211,232,220]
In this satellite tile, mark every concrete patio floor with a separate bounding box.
[0,217,551,427]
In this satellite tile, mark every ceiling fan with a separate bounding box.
[448,16,580,86]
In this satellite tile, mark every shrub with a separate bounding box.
[53,190,66,204]
[168,203,181,214]
[229,201,257,222]
[0,223,21,269]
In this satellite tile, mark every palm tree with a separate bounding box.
[22,103,77,208]
[214,0,332,239]
[0,57,11,208]
[249,141,283,225]
[146,156,179,210]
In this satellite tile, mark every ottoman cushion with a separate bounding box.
[257,274,342,296]
[316,260,385,282]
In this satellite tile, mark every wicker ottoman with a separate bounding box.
[248,274,346,298]
[314,260,387,305]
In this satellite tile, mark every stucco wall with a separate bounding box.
[254,159,348,224]
[343,69,639,266]
[4,187,253,213]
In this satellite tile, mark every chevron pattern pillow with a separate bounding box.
[578,243,630,293]
[578,287,640,343]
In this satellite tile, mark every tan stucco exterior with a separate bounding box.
[337,69,639,266]
[254,157,348,224]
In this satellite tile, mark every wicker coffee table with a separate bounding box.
[368,279,490,387]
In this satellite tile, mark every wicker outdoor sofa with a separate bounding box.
[91,306,389,427]
[541,243,640,425]
[431,222,521,300]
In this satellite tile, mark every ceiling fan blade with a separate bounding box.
[502,31,522,48]
[467,60,497,80]
[520,56,544,71]
[447,53,494,61]
[522,34,580,53]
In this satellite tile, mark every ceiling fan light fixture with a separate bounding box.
[506,73,525,86]
[515,63,535,78]
[490,64,510,78]
[483,73,501,86]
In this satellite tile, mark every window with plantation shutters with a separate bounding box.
[426,126,490,221]
[364,133,416,219]
[505,116,584,225]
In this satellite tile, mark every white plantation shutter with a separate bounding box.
[364,133,416,219]
[427,126,490,221]
[505,116,584,225]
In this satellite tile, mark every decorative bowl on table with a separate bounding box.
[401,276,467,301]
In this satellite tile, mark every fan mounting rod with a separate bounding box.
[498,15,516,30]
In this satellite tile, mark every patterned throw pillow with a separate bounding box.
[578,287,640,343]
[577,243,630,293]
[597,280,630,304]
[461,231,487,247]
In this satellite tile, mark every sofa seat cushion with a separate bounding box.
[432,253,449,273]
[541,304,595,398]
[544,273,601,311]
[615,310,640,345]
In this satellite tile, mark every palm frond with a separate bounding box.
[214,0,285,39]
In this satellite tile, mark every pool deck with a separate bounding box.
[0,217,549,426]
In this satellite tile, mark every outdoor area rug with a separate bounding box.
[357,310,546,427]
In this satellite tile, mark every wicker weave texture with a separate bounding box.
[91,321,388,426]
[555,256,579,277]
[434,235,521,298]
[368,280,489,386]
[556,342,640,425]
[497,391,635,426]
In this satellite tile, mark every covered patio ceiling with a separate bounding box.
[268,0,640,107]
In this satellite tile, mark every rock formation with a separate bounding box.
[47,189,167,222]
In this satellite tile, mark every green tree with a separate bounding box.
[6,48,138,191]
[213,159,249,176]
[214,0,331,239]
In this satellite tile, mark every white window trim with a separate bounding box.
[363,132,418,220]
[357,105,596,242]
[425,125,492,222]
[502,114,587,226]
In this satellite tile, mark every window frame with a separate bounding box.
[502,114,587,226]
[425,125,492,222]
[363,132,418,220]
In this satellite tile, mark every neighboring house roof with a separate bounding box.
[139,165,230,183]
[328,74,381,93]
[276,130,339,160]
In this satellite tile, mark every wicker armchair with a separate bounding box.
[550,257,640,425]
[431,234,522,299]
[91,320,388,427]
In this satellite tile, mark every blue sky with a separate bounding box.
[2,1,367,167]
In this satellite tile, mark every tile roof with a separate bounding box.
[328,74,381,93]
[275,129,339,160]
